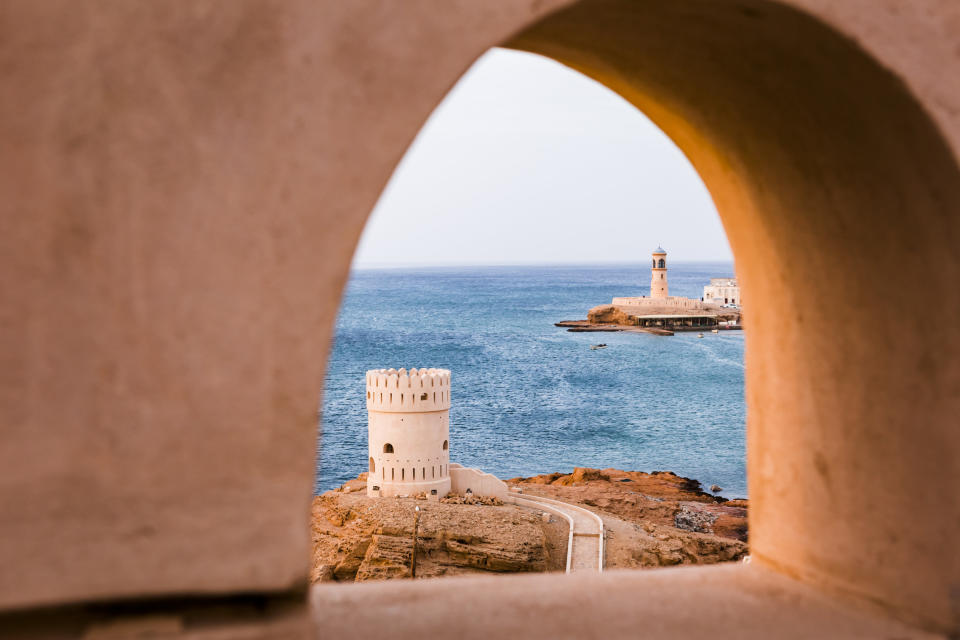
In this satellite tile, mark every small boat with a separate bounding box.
[712,329,719,333]
[697,333,704,338]
[590,343,608,350]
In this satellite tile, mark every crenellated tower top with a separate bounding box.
[365,367,451,413]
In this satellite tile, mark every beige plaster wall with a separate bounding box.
[0,0,572,612]
[505,2,960,631]
[612,297,707,310]
[2,0,959,636]
[448,465,508,499]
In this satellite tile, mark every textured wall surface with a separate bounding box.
[1,0,958,636]
[505,1,960,630]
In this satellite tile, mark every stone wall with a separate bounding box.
[612,297,711,310]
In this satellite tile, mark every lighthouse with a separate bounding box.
[650,246,668,298]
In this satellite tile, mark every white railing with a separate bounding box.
[512,496,575,573]
[509,493,604,573]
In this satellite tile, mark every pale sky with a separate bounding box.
[353,48,731,268]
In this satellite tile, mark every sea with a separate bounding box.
[316,262,747,498]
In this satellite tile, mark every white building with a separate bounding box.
[365,367,506,500]
[703,278,741,306]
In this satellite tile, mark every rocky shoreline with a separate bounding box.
[555,303,742,335]
[311,468,747,583]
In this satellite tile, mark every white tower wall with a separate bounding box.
[366,367,451,498]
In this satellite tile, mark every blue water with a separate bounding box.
[317,263,746,498]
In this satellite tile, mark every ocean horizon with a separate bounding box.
[317,262,747,498]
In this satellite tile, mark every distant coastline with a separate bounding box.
[320,263,747,497]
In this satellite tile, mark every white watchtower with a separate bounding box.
[365,367,452,498]
[650,246,668,298]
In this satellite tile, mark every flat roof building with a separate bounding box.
[703,278,741,306]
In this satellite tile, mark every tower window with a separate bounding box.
[369,457,375,473]
[383,443,394,454]
[442,440,448,450]
[658,258,665,268]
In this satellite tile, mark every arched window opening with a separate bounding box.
[402,468,405,480]
[317,47,749,581]
[369,457,375,473]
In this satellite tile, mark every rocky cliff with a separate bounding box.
[311,468,748,583]
[587,304,636,324]
[312,475,564,583]
[509,468,748,568]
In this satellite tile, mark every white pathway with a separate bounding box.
[512,493,604,573]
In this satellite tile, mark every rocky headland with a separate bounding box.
[311,468,747,583]
[556,304,741,335]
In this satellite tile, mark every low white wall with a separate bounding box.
[449,464,507,499]
[612,296,707,310]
